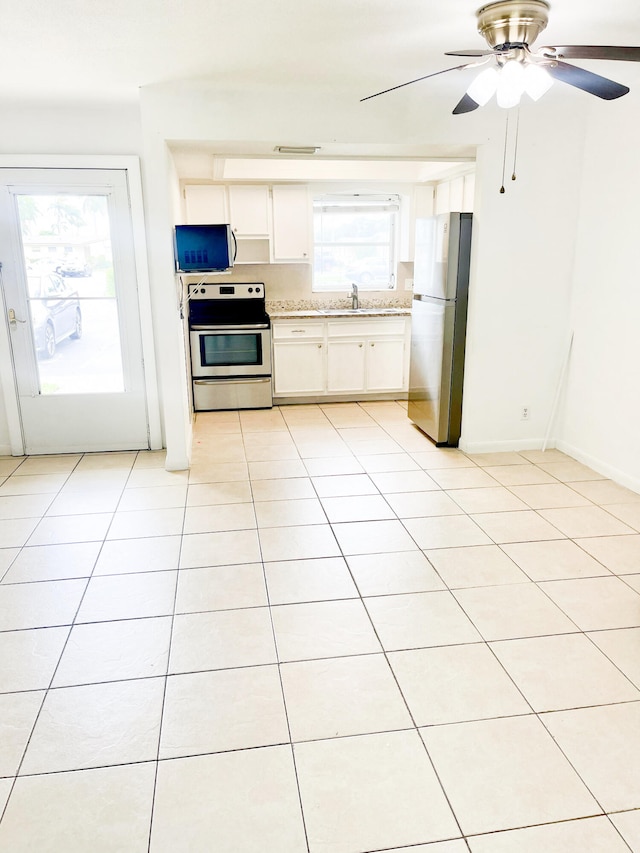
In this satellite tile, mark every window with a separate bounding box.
[313,194,399,291]
[16,192,124,393]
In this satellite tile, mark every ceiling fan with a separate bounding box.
[362,0,640,113]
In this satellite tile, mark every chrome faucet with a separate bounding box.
[351,283,359,310]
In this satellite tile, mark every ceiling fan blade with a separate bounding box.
[452,93,480,114]
[541,45,640,62]
[360,63,473,102]
[544,59,629,100]
[445,49,495,57]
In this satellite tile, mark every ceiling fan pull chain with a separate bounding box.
[500,112,510,193]
[512,106,521,181]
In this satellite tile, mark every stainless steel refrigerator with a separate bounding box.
[408,212,473,446]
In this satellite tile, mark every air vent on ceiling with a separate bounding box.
[274,146,320,155]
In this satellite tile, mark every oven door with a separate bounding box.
[190,326,272,378]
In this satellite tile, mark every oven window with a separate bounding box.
[200,333,263,367]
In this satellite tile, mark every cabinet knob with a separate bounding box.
[359,343,363,347]
[371,343,375,347]
[317,343,322,348]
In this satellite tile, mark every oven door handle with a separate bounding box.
[193,377,272,385]
[190,323,270,331]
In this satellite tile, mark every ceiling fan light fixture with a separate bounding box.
[362,0,640,111]
[466,66,500,105]
[496,59,525,107]
[523,62,553,100]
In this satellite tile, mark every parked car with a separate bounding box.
[28,273,82,359]
[55,260,91,277]
[345,257,394,286]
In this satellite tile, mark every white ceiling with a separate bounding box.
[6,0,640,105]
[7,1,640,181]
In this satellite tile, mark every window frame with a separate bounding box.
[312,193,400,292]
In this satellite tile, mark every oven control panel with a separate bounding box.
[188,283,265,300]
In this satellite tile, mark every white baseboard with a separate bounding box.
[555,439,640,494]
[459,434,640,495]
[0,444,14,457]
[459,437,549,454]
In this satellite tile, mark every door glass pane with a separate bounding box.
[17,193,124,394]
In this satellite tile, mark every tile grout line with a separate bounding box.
[2,413,640,848]
[0,449,137,826]
[239,407,312,853]
[145,456,189,853]
[297,401,473,849]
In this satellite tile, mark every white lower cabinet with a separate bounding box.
[365,338,406,391]
[273,316,409,399]
[272,322,325,395]
[327,340,366,392]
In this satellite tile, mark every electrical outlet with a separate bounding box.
[404,278,414,291]
[521,407,530,421]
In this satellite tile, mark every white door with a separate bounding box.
[0,168,149,454]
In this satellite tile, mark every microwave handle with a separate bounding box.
[231,229,238,262]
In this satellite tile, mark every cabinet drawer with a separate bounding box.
[327,319,407,338]
[273,322,324,340]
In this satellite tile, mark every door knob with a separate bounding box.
[8,308,26,325]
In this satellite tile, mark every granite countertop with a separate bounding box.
[268,307,411,319]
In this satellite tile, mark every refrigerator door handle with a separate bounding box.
[413,294,456,305]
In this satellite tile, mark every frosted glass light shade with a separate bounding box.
[496,61,525,108]
[524,63,553,100]
[466,67,499,105]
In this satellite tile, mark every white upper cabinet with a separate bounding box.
[272,185,311,262]
[184,184,271,263]
[228,185,270,236]
[184,185,228,224]
[433,174,475,215]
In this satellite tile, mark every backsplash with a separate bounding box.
[200,260,414,308]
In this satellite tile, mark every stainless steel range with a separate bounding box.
[187,282,272,411]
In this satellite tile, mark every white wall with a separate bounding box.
[0,101,142,155]
[460,108,586,453]
[138,140,192,469]
[0,102,144,456]
[4,82,637,489]
[140,81,588,459]
[557,99,640,491]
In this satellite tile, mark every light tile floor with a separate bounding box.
[1,401,640,852]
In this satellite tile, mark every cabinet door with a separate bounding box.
[184,185,228,224]
[273,340,325,395]
[365,339,406,392]
[272,185,311,261]
[327,340,366,393]
[228,185,270,236]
